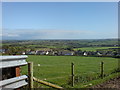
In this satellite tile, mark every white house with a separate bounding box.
[46,51,49,55]
[22,52,25,55]
[83,52,87,56]
[97,52,102,56]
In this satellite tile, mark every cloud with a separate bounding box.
[2,29,117,40]
[2,29,94,39]
[2,33,20,37]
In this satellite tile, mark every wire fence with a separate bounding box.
[28,61,120,88]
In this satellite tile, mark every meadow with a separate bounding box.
[73,46,119,51]
[22,55,118,88]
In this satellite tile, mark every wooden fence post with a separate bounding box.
[100,61,104,79]
[15,66,20,77]
[15,66,21,90]
[28,62,33,89]
[71,62,74,87]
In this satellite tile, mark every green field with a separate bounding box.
[73,46,119,51]
[22,55,118,88]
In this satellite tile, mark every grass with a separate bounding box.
[73,46,119,51]
[73,72,120,88]
[21,55,119,88]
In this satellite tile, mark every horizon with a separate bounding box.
[2,2,118,40]
[2,38,118,41]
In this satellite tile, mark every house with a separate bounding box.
[46,51,49,55]
[47,51,55,56]
[29,51,36,55]
[97,52,102,56]
[60,50,74,56]
[0,49,5,54]
[75,50,83,56]
[36,50,46,55]
[115,53,120,57]
[83,52,87,56]
[25,51,36,55]
[22,52,25,55]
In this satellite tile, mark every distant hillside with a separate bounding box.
[2,39,119,48]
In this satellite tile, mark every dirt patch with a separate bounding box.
[91,76,120,89]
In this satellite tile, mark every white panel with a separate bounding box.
[0,75,27,86]
[0,55,28,60]
[2,80,28,89]
[0,55,28,68]
[0,75,28,89]
[1,59,27,68]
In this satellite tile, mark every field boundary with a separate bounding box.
[25,56,119,88]
[28,62,63,89]
[79,72,120,88]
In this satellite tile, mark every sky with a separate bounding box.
[2,2,118,40]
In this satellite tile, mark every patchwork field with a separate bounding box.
[22,55,118,88]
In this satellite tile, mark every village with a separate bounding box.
[1,47,119,57]
[24,48,120,57]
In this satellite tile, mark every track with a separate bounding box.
[92,76,120,89]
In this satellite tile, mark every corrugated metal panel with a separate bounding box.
[0,75,28,89]
[0,55,28,68]
[0,55,28,60]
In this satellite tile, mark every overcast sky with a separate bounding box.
[2,2,118,40]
